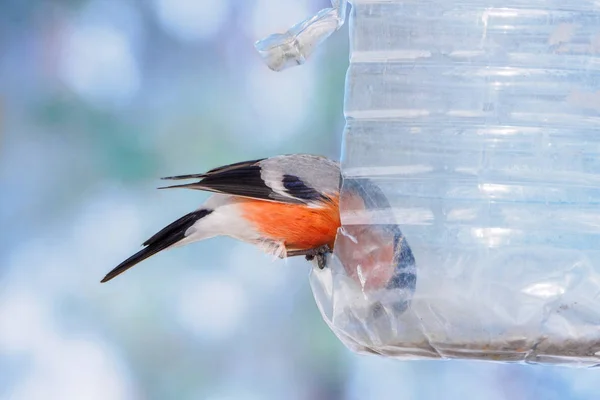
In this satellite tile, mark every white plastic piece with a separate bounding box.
[254,0,347,71]
[310,0,600,366]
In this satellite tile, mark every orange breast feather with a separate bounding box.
[240,196,340,251]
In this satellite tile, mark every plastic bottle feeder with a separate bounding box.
[256,0,600,367]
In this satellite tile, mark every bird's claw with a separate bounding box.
[303,244,332,270]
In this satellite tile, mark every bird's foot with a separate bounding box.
[303,244,332,270]
[286,245,332,269]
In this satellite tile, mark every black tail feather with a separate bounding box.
[101,209,212,283]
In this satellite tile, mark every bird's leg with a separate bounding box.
[314,251,328,270]
[286,245,332,269]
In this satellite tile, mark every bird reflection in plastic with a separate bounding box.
[310,177,417,330]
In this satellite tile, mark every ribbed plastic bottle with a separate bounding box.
[255,0,600,365]
[317,0,600,365]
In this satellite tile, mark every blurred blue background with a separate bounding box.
[2,0,600,399]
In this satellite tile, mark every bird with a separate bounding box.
[101,154,342,283]
[335,177,417,314]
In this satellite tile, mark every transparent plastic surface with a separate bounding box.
[255,0,347,71]
[310,178,419,356]
[310,0,600,366]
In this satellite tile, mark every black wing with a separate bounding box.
[159,158,325,204]
[161,159,266,181]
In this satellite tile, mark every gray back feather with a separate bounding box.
[260,154,341,202]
